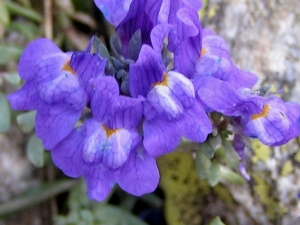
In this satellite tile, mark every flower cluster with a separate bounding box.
[8,0,300,200]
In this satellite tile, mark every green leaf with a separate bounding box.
[6,1,42,22]
[195,148,211,179]
[54,215,68,225]
[208,160,221,187]
[2,72,21,85]
[0,0,10,26]
[0,45,22,65]
[220,165,245,185]
[63,211,80,224]
[67,179,92,211]
[200,141,216,159]
[93,204,148,225]
[222,137,241,167]
[139,193,163,208]
[26,133,44,167]
[128,29,142,60]
[209,216,226,225]
[17,111,36,133]
[93,36,110,59]
[80,209,94,223]
[0,180,76,217]
[92,36,116,75]
[8,21,41,40]
[208,134,222,150]
[0,91,11,132]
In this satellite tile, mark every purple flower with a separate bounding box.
[94,0,133,27]
[196,76,300,146]
[129,44,211,156]
[94,0,202,61]
[170,7,202,79]
[116,0,154,58]
[51,76,159,201]
[94,0,202,27]
[146,0,202,25]
[232,133,250,180]
[94,0,155,58]
[8,38,106,149]
[195,28,257,88]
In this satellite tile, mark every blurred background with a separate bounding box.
[1,0,300,224]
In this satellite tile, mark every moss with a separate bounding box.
[158,152,235,225]
[252,140,271,163]
[198,0,218,19]
[281,160,293,176]
[213,185,234,206]
[253,173,287,220]
[294,150,300,163]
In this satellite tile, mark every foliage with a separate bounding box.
[54,181,148,225]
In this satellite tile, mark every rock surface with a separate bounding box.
[202,1,300,224]
[0,129,33,202]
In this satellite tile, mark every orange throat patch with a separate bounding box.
[62,60,76,75]
[153,73,168,87]
[251,104,270,120]
[103,125,118,137]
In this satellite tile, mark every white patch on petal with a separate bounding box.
[167,71,195,107]
[158,0,171,23]
[83,126,132,169]
[147,85,183,119]
[123,0,132,11]
[146,71,195,119]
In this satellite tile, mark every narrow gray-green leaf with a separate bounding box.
[93,36,110,59]
[0,45,22,65]
[2,72,21,85]
[128,29,142,61]
[199,141,216,159]
[93,204,148,225]
[80,209,94,223]
[0,180,76,217]
[110,33,123,57]
[140,193,163,208]
[222,137,241,167]
[209,134,222,150]
[208,160,221,187]
[220,165,245,185]
[0,0,10,26]
[6,1,43,22]
[17,111,36,133]
[60,211,80,224]
[0,91,11,132]
[26,133,44,167]
[8,21,41,40]
[195,148,211,179]
[209,216,226,225]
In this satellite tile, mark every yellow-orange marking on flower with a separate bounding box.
[62,60,76,75]
[103,125,118,137]
[201,48,207,56]
[153,73,168,87]
[251,104,270,120]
